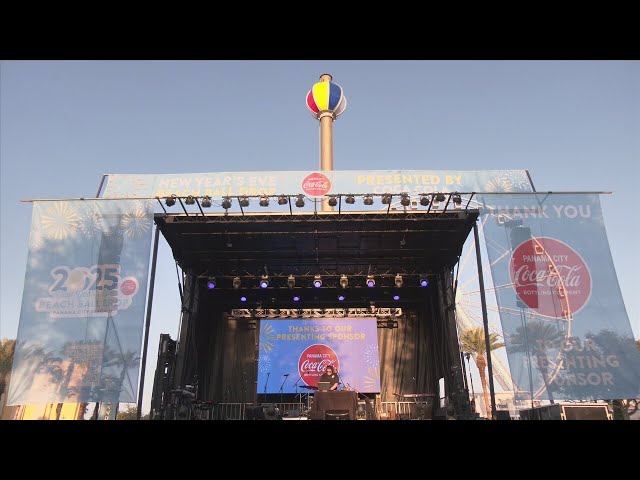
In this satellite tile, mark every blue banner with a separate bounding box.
[102,169,534,198]
[479,194,640,401]
[257,318,381,394]
[7,200,154,406]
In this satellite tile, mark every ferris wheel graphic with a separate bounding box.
[454,196,577,407]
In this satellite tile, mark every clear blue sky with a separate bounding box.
[1,61,638,414]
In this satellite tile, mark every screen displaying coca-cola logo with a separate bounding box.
[509,237,591,318]
[301,173,331,197]
[298,344,340,387]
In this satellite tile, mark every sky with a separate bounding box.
[1,60,638,415]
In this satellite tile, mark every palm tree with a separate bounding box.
[102,348,140,402]
[459,326,505,419]
[0,339,16,397]
[510,320,563,403]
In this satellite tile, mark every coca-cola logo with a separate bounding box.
[298,344,339,387]
[509,237,591,318]
[120,277,138,296]
[301,173,331,197]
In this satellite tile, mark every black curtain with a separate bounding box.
[377,283,448,402]
[181,269,463,407]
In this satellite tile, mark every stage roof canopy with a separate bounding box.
[155,208,479,308]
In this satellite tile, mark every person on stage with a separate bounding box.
[319,365,339,391]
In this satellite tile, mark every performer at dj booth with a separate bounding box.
[319,365,339,391]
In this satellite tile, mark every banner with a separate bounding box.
[7,200,154,406]
[479,193,640,401]
[256,318,381,394]
[101,169,534,198]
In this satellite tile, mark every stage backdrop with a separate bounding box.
[256,318,381,394]
[7,200,153,406]
[478,193,640,402]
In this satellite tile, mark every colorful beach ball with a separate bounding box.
[306,80,347,119]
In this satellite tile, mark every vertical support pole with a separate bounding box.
[137,224,160,419]
[473,223,497,419]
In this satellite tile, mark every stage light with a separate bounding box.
[395,274,403,288]
[400,194,410,207]
[381,194,392,205]
[201,196,212,208]
[419,194,430,206]
[338,294,345,301]
[295,195,305,208]
[366,275,375,287]
[293,295,300,302]
[328,196,338,207]
[165,195,176,207]
[278,195,288,205]
[287,274,295,289]
[345,195,355,204]
[260,275,269,288]
[419,276,429,287]
[206,277,216,289]
[259,196,270,207]
[239,196,250,208]
[452,193,462,209]
[240,296,247,302]
[233,277,241,289]
[185,195,196,205]
[340,274,348,288]
[313,275,323,288]
[431,194,442,208]
[393,294,400,301]
[363,195,373,206]
[221,197,232,209]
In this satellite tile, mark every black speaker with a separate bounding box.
[263,404,280,420]
[325,409,350,420]
[245,405,264,420]
[432,407,447,420]
[520,403,612,420]
[494,410,511,420]
[245,404,281,420]
[410,401,434,420]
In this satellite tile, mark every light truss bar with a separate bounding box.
[230,307,403,318]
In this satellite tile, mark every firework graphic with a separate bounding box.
[484,176,514,193]
[120,207,151,238]
[363,366,381,391]
[258,353,271,373]
[364,344,380,369]
[78,208,105,237]
[29,232,44,251]
[260,322,276,353]
[40,202,80,240]
[106,175,153,198]
[141,199,155,211]
[503,171,533,191]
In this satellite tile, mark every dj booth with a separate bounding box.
[309,391,359,420]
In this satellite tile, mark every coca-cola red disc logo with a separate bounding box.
[301,173,331,197]
[120,277,138,296]
[509,237,591,318]
[298,344,339,387]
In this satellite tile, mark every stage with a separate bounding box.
[150,206,480,420]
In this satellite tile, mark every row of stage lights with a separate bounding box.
[236,293,403,303]
[205,274,430,290]
[164,193,464,209]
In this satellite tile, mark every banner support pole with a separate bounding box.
[473,222,497,419]
[137,224,160,420]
